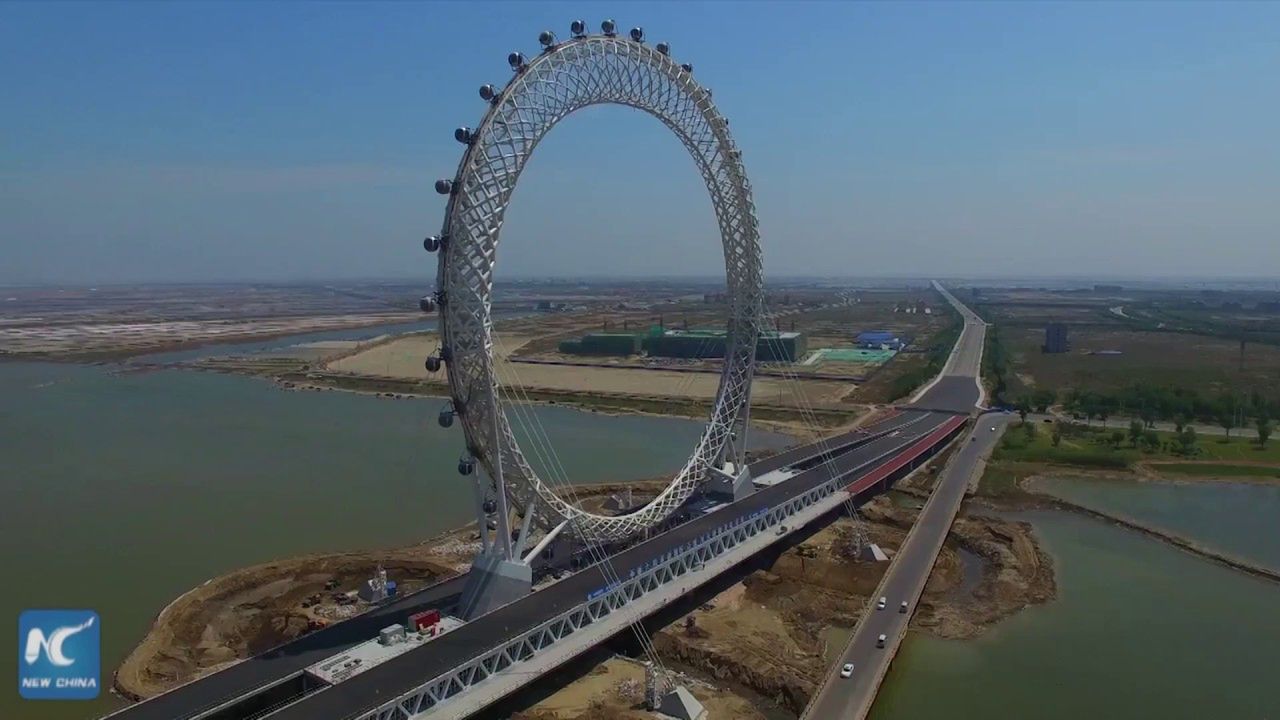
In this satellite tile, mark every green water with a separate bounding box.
[0,361,787,720]
[1036,476,1280,572]
[871,510,1280,720]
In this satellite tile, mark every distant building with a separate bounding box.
[856,330,903,350]
[641,328,806,362]
[1093,284,1124,293]
[1043,323,1069,354]
[559,332,641,357]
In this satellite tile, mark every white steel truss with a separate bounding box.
[351,480,838,720]
[436,30,764,543]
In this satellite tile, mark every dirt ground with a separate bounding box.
[0,313,420,360]
[1005,327,1280,398]
[537,497,1055,718]
[326,332,856,409]
[513,656,765,720]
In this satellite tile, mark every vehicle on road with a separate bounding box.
[899,601,908,613]
[876,596,886,610]
[876,634,887,648]
[990,426,996,431]
[840,662,855,678]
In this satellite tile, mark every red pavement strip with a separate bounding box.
[845,415,967,495]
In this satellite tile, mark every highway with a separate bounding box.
[103,410,939,720]
[804,280,999,720]
[909,280,986,413]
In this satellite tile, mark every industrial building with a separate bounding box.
[643,328,806,362]
[557,327,807,362]
[856,330,904,350]
[558,332,642,356]
[1043,323,1070,353]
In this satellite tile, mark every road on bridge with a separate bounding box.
[804,281,1006,720]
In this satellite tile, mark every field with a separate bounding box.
[1153,463,1280,479]
[990,421,1280,481]
[326,332,857,410]
[1001,327,1280,399]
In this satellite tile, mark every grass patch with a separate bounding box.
[1152,463,1280,479]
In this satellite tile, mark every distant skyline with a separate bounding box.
[2,1,1278,284]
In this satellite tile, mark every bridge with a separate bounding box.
[104,21,989,720]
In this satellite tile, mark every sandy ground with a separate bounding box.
[648,497,1053,715]
[513,656,765,720]
[326,333,855,409]
[0,313,420,360]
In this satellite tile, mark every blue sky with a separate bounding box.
[2,1,1278,284]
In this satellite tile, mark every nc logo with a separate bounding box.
[18,609,100,700]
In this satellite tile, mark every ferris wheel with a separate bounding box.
[420,19,764,547]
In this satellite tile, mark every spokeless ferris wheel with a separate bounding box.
[419,19,764,573]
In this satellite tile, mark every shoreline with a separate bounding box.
[0,314,425,364]
[1018,474,1280,585]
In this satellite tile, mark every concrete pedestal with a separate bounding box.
[458,552,532,620]
[705,462,754,503]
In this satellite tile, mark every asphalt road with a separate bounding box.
[102,411,938,720]
[804,281,997,720]
[909,281,986,414]
[263,412,954,720]
[803,413,1009,720]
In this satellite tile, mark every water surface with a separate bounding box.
[1,360,786,720]
[1036,475,1280,571]
[871,510,1280,720]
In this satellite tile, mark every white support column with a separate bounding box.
[489,382,513,560]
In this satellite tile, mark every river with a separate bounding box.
[872,501,1280,719]
[1,344,789,720]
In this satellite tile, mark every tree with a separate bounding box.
[1259,418,1272,448]
[1051,424,1063,448]
[1023,421,1038,442]
[1109,430,1125,448]
[1128,420,1144,448]
[1143,429,1161,452]
[1219,412,1235,439]
[1016,398,1029,424]
[1174,415,1187,435]
[1177,426,1199,456]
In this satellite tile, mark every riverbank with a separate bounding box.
[0,313,424,362]
[971,463,1280,587]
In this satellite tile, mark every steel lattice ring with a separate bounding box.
[435,31,763,543]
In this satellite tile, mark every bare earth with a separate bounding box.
[327,332,856,410]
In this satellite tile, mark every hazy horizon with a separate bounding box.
[3,1,1278,285]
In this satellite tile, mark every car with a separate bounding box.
[840,662,855,678]
[876,633,887,648]
[990,426,996,431]
[899,601,908,613]
[876,596,887,610]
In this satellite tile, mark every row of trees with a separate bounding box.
[1012,383,1276,446]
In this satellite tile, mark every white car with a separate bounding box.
[899,601,908,613]
[840,662,855,678]
[876,596,887,610]
[876,633,887,648]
